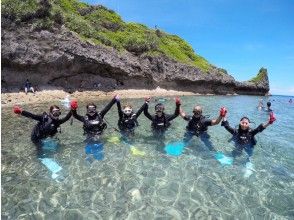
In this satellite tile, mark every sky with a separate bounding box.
[83,0,294,96]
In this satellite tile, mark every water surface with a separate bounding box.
[2,95,294,219]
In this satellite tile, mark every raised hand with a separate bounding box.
[13,105,22,114]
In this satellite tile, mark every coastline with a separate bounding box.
[1,88,201,107]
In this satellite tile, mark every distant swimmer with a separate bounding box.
[221,112,276,162]
[289,98,293,104]
[265,101,273,112]
[257,99,264,111]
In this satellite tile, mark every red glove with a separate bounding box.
[175,97,181,105]
[269,112,276,124]
[70,100,78,110]
[13,105,22,114]
[220,107,227,117]
[145,97,151,103]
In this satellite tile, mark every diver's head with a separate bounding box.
[193,105,203,118]
[239,117,250,130]
[155,103,165,116]
[267,101,271,108]
[49,105,61,119]
[86,103,97,116]
[123,104,133,116]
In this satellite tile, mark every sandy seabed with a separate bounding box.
[1,88,201,108]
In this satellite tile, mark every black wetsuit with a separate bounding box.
[144,103,180,137]
[116,101,145,136]
[182,115,214,150]
[72,98,116,138]
[21,110,72,144]
[221,120,265,157]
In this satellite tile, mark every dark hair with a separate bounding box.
[86,103,97,109]
[240,116,250,122]
[155,103,165,111]
[267,102,271,107]
[49,105,60,112]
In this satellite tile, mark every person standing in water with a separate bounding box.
[70,95,118,141]
[221,112,276,162]
[13,105,72,157]
[180,105,227,151]
[116,96,146,141]
[143,97,181,139]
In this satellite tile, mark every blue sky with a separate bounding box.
[83,0,294,95]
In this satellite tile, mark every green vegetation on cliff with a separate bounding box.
[249,68,268,83]
[2,0,213,71]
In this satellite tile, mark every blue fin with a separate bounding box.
[85,143,104,160]
[215,152,233,165]
[164,141,186,156]
[40,158,62,178]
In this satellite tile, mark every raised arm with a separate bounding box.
[179,107,190,121]
[143,97,154,121]
[211,107,227,126]
[116,99,123,119]
[70,100,85,122]
[167,97,181,121]
[14,106,43,121]
[135,101,148,118]
[100,96,117,118]
[58,111,72,124]
[252,112,276,135]
[221,118,236,135]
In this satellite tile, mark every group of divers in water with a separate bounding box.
[13,95,276,165]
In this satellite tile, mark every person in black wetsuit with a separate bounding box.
[221,112,276,161]
[13,105,72,157]
[116,96,146,140]
[143,97,181,139]
[265,101,273,112]
[70,96,117,141]
[180,105,227,151]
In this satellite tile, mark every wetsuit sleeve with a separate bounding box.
[166,104,180,121]
[135,103,147,118]
[204,119,213,127]
[100,98,116,118]
[183,115,191,121]
[116,101,123,119]
[58,111,72,124]
[72,110,85,122]
[21,110,43,121]
[221,120,236,135]
[143,104,154,121]
[251,124,265,136]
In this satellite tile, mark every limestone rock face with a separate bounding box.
[1,25,269,95]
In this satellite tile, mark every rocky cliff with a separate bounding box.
[1,0,269,95]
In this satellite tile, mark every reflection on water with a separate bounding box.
[2,95,294,219]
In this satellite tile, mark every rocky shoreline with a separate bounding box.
[2,24,269,96]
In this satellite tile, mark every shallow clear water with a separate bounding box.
[1,95,294,220]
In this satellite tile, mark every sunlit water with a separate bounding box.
[1,95,294,219]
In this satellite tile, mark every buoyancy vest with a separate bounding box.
[118,113,138,131]
[83,113,107,135]
[186,115,208,134]
[151,114,170,131]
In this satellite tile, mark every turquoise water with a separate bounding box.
[1,95,294,219]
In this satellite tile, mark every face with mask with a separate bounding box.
[123,106,133,116]
[87,104,97,116]
[155,103,164,117]
[49,106,61,119]
[192,106,202,119]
